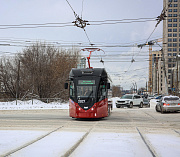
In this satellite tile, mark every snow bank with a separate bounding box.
[150,99,158,109]
[0,99,69,110]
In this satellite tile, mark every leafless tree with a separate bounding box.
[0,42,80,101]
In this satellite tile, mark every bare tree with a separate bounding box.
[112,85,122,97]
[0,42,80,101]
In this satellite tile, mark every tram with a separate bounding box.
[64,48,111,118]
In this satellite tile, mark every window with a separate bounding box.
[173,48,177,51]
[168,19,172,22]
[173,24,177,27]
[174,9,177,12]
[168,38,172,42]
[173,19,177,22]
[168,34,172,37]
[168,14,172,17]
[98,82,107,101]
[173,14,177,17]
[168,69,172,73]
[168,48,172,52]
[168,43,172,47]
[173,38,177,42]
[168,24,172,27]
[173,28,177,32]
[77,86,96,97]
[173,43,177,47]
[169,9,172,12]
[174,4,178,7]
[168,64,172,68]
[173,33,177,37]
[69,81,75,100]
[168,53,172,56]
[173,53,177,56]
[168,29,172,32]
[168,58,172,62]
[174,0,178,2]
[168,0,172,2]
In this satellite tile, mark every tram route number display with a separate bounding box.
[78,80,95,85]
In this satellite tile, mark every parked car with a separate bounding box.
[143,97,150,107]
[116,94,143,108]
[147,95,155,100]
[155,96,180,113]
[155,95,162,100]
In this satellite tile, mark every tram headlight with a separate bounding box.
[91,108,94,111]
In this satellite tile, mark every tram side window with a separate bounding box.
[98,82,107,101]
[69,81,75,100]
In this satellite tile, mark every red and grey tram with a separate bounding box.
[65,68,110,118]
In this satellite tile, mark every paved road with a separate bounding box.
[0,108,180,157]
[0,108,180,131]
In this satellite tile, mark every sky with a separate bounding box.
[0,0,164,90]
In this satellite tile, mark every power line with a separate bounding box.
[89,17,157,23]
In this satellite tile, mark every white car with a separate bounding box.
[116,94,143,108]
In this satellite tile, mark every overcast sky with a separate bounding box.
[0,0,163,90]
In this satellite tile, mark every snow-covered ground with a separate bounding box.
[0,99,69,110]
[0,97,158,110]
[0,98,180,157]
[1,130,180,157]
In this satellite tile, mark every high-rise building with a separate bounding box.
[149,51,163,94]
[163,0,180,94]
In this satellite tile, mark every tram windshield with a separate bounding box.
[77,86,96,97]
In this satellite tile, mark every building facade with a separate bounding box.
[163,0,180,94]
[149,51,163,94]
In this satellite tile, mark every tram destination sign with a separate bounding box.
[78,80,95,85]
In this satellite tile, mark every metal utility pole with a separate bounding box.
[16,60,20,105]
[176,56,180,96]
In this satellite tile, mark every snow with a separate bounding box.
[70,133,152,157]
[10,131,86,157]
[146,134,180,157]
[1,131,180,157]
[150,99,158,109]
[0,98,180,156]
[0,130,47,155]
[0,99,69,110]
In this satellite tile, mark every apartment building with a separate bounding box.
[163,0,180,94]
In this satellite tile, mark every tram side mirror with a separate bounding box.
[107,83,110,89]
[64,83,68,89]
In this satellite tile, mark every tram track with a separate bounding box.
[62,121,98,157]
[0,109,180,157]
[136,127,157,157]
[2,126,64,157]
[1,120,99,157]
[174,129,180,136]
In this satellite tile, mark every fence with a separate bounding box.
[0,98,64,106]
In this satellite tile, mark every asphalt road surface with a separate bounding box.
[0,108,180,157]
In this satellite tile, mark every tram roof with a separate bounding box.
[69,68,108,78]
